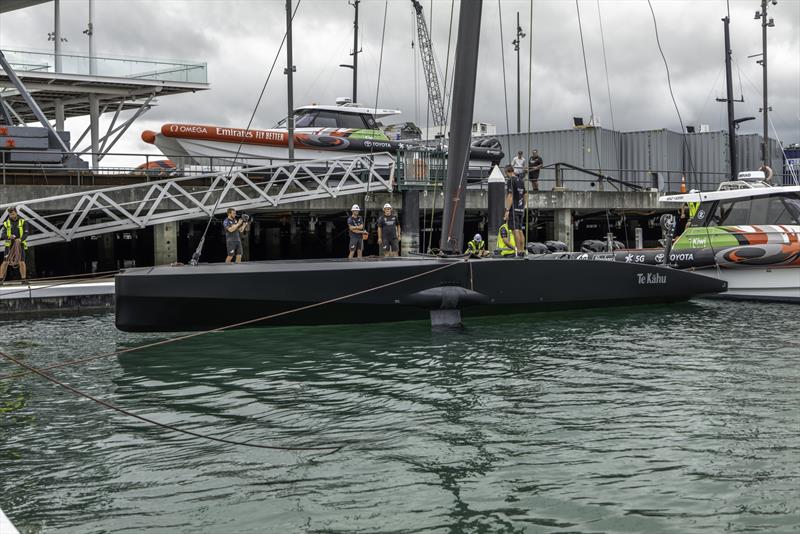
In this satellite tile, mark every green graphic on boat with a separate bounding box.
[673,227,740,250]
[348,129,390,141]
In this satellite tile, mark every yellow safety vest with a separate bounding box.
[497,223,516,256]
[465,239,485,254]
[3,218,26,250]
[688,202,700,218]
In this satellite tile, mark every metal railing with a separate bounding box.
[1,49,207,83]
[0,153,394,248]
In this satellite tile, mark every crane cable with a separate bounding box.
[646,0,697,186]
[525,0,533,246]
[189,0,302,266]
[576,0,612,249]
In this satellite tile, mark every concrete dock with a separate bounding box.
[0,278,114,314]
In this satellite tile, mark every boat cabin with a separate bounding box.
[276,104,402,131]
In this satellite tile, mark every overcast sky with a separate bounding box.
[1,0,798,162]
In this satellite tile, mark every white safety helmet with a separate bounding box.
[351,204,360,211]
[383,203,392,209]
[474,233,482,242]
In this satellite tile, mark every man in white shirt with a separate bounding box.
[511,151,526,178]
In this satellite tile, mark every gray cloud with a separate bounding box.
[1,0,798,162]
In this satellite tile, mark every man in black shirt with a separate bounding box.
[377,203,401,257]
[347,204,366,258]
[528,149,543,192]
[504,165,526,256]
[223,208,249,263]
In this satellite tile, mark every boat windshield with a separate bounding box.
[275,110,373,129]
[705,192,800,226]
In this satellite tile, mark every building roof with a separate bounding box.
[0,0,49,14]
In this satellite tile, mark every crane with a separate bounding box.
[410,0,445,127]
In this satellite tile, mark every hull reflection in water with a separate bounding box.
[114,257,727,332]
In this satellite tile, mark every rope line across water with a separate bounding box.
[0,258,465,381]
[0,349,342,454]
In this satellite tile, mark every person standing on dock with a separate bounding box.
[376,203,401,257]
[223,208,248,264]
[511,151,526,178]
[528,149,543,192]
[347,204,367,259]
[504,165,527,256]
[1,207,28,282]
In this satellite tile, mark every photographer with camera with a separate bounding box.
[223,208,250,264]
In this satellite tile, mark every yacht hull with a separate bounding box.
[115,257,726,332]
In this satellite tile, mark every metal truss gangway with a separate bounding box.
[0,153,394,248]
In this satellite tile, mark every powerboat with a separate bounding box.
[659,172,800,302]
[560,171,799,302]
[141,101,504,168]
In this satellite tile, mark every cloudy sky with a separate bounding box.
[1,0,798,161]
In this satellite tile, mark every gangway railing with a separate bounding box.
[0,153,394,248]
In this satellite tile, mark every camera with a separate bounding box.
[239,213,251,223]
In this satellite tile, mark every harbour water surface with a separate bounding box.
[1,300,798,533]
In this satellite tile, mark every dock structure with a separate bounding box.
[0,278,113,315]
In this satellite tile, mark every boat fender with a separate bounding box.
[545,240,568,252]
[141,130,157,144]
[580,239,606,253]
[526,242,550,255]
[400,286,490,310]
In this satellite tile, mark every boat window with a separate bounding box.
[708,199,751,226]
[337,113,369,129]
[708,194,800,226]
[765,194,800,224]
[311,111,339,128]
[294,111,317,128]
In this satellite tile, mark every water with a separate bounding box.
[1,300,798,533]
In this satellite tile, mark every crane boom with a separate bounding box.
[411,0,445,127]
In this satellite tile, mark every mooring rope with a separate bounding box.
[0,258,465,381]
[0,349,342,454]
[189,0,302,265]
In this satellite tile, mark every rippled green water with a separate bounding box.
[1,300,798,533]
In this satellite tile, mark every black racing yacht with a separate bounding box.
[114,0,725,332]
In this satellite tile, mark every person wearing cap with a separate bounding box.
[376,203,401,257]
[504,164,526,256]
[347,204,367,258]
[465,233,488,257]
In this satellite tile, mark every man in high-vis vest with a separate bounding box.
[496,222,517,257]
[1,207,29,282]
[465,233,489,257]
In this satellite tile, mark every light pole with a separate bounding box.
[755,0,776,169]
[512,11,526,133]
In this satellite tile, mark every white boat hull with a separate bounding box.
[694,266,800,302]
[155,136,397,166]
